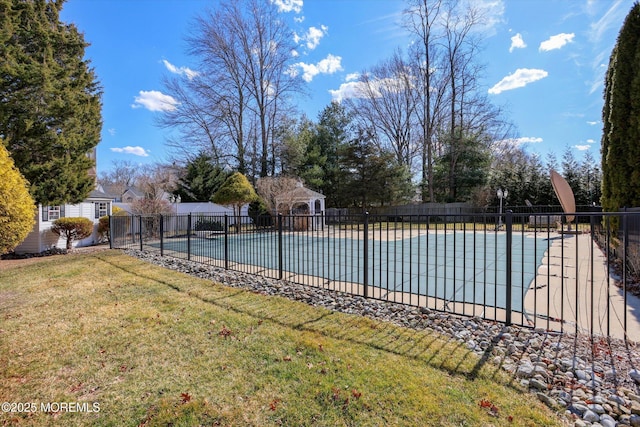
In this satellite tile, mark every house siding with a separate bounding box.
[67,204,81,217]
[14,199,112,254]
[14,213,42,254]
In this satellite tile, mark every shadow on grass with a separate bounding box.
[94,251,520,390]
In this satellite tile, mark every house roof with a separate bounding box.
[87,188,115,200]
[97,184,123,199]
[123,187,145,198]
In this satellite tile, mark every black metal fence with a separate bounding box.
[110,210,640,342]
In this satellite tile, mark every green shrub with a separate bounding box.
[248,198,272,228]
[51,217,94,250]
[194,218,224,232]
[0,143,36,254]
[98,206,125,242]
[98,216,109,241]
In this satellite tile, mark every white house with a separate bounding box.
[14,189,114,254]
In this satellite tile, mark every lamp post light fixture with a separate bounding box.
[169,194,181,214]
[496,188,508,230]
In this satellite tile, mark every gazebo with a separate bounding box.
[275,183,326,230]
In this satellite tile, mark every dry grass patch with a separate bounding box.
[0,250,563,426]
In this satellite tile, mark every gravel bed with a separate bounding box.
[125,249,640,426]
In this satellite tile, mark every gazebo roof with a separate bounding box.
[277,186,325,201]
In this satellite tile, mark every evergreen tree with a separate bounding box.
[561,147,581,203]
[601,1,640,212]
[529,154,555,206]
[313,102,354,207]
[294,119,326,191]
[486,148,554,208]
[335,130,414,209]
[579,151,602,206]
[276,116,312,177]
[0,0,102,205]
[433,130,491,202]
[486,148,528,207]
[173,152,230,202]
[212,172,258,230]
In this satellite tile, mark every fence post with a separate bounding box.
[224,214,229,270]
[363,212,369,298]
[278,214,283,280]
[139,216,143,251]
[187,214,192,261]
[505,210,513,326]
[160,215,164,257]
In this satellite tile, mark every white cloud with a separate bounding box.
[488,68,548,94]
[539,33,575,51]
[163,59,198,80]
[586,120,599,126]
[110,146,150,157]
[492,136,543,152]
[345,73,360,82]
[574,144,590,151]
[514,137,543,144]
[305,25,328,50]
[589,0,626,44]
[495,137,543,147]
[329,80,364,103]
[107,128,116,136]
[132,90,179,112]
[586,138,596,144]
[272,0,302,13]
[294,15,305,23]
[329,73,417,102]
[294,54,342,82]
[509,33,526,52]
[468,0,505,35]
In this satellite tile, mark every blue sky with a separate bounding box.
[59,0,634,174]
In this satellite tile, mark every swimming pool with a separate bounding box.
[151,230,549,312]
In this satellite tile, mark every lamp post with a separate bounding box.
[496,188,508,230]
[170,194,181,215]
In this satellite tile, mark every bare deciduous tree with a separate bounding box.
[159,0,304,180]
[255,176,300,214]
[136,164,180,201]
[98,160,140,196]
[403,0,446,202]
[400,0,514,202]
[348,51,419,170]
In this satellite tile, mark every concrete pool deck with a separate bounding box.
[523,232,640,342]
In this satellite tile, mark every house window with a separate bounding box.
[42,205,65,222]
[95,202,109,218]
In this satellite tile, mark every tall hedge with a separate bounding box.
[0,142,36,254]
[601,2,640,212]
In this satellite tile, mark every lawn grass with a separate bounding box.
[0,250,563,426]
